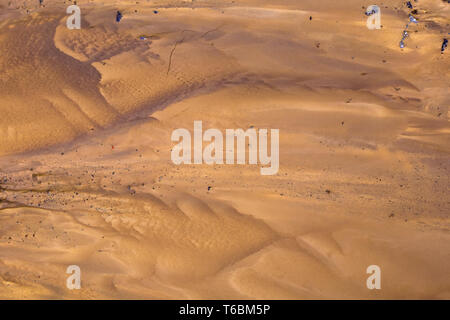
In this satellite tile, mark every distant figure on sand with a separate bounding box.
[441,39,448,53]
[116,11,123,22]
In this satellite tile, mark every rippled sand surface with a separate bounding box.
[0,0,449,299]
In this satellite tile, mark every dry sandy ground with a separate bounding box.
[0,0,449,299]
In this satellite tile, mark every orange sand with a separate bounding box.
[0,0,449,299]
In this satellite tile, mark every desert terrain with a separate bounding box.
[0,0,449,299]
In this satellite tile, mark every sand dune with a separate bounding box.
[0,0,449,299]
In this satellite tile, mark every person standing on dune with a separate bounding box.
[116,11,123,22]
